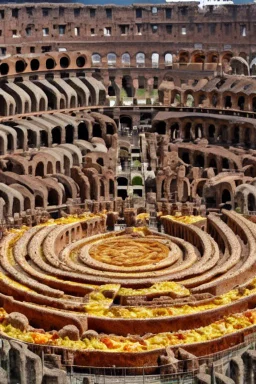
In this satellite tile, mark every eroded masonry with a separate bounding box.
[0,2,256,384]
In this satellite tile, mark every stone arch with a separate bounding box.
[250,57,256,76]
[107,53,117,67]
[117,177,128,186]
[152,53,159,68]
[91,53,101,66]
[78,122,89,141]
[230,56,250,76]
[120,116,132,130]
[222,52,233,73]
[51,127,61,145]
[179,51,189,64]
[65,125,74,144]
[248,193,256,211]
[136,52,145,68]
[164,53,173,66]
[35,161,44,177]
[122,53,131,67]
[191,51,205,63]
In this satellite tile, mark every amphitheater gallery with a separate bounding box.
[0,2,256,384]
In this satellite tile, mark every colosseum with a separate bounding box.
[0,2,256,383]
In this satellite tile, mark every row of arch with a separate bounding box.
[153,118,256,148]
[0,113,117,155]
[160,89,256,113]
[0,77,106,116]
[0,52,89,77]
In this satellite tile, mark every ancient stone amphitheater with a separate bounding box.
[0,2,256,384]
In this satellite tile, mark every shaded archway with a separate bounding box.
[52,127,61,144]
[35,162,44,177]
[248,193,256,212]
[65,125,74,144]
[222,189,231,204]
[92,123,102,138]
[195,154,204,168]
[78,122,88,141]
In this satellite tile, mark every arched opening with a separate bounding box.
[39,98,46,111]
[117,177,128,186]
[76,56,86,68]
[56,161,61,173]
[122,76,134,97]
[30,59,40,71]
[47,162,53,174]
[182,152,190,164]
[120,116,132,130]
[107,53,116,67]
[40,131,48,147]
[233,126,240,144]
[195,124,203,139]
[244,128,251,147]
[109,179,115,197]
[106,124,114,135]
[192,52,205,63]
[179,51,189,64]
[136,52,145,68]
[70,96,76,108]
[97,158,104,166]
[46,58,55,70]
[48,189,59,206]
[35,195,44,207]
[170,179,177,195]
[171,92,181,106]
[92,123,102,138]
[222,158,229,169]
[212,93,218,108]
[7,134,13,151]
[92,53,101,66]
[99,180,105,198]
[35,162,44,177]
[65,125,74,144]
[184,123,191,141]
[132,176,143,186]
[0,63,9,75]
[152,53,159,68]
[122,53,130,67]
[155,121,166,135]
[170,123,179,140]
[78,122,88,141]
[248,193,256,212]
[222,189,231,204]
[24,101,29,114]
[60,56,70,69]
[209,158,217,168]
[13,197,21,214]
[238,96,245,110]
[24,197,31,211]
[52,127,61,144]
[185,93,194,107]
[219,125,228,143]
[164,53,173,66]
[15,60,26,73]
[208,125,215,141]
[225,96,232,108]
[195,154,204,168]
